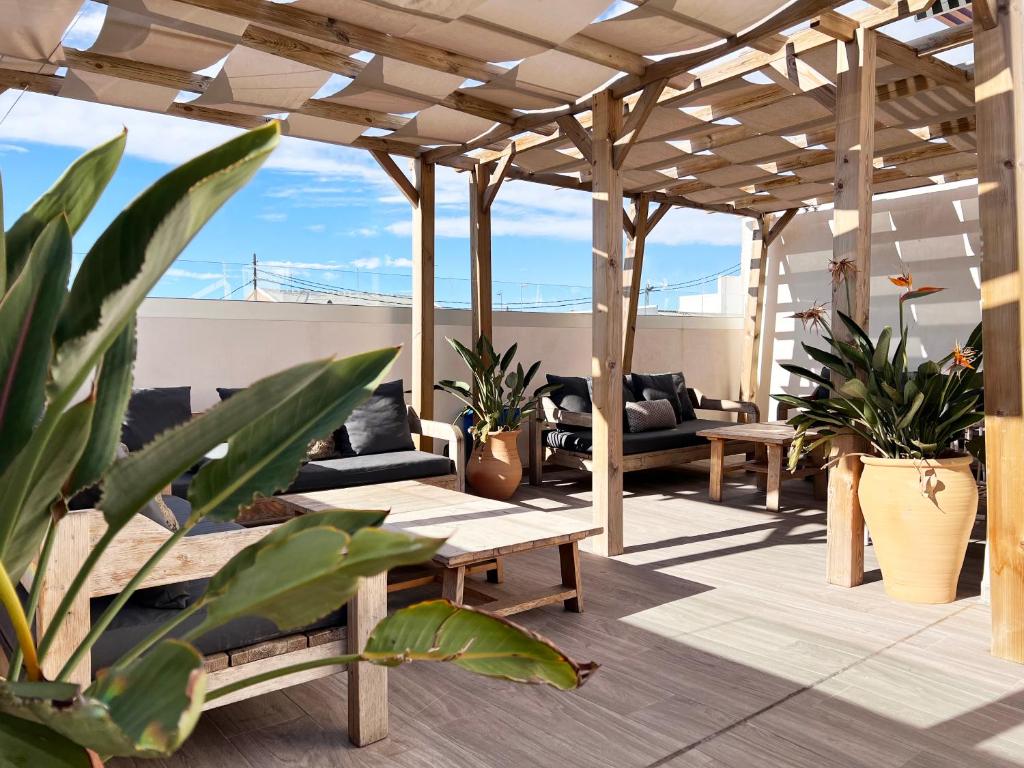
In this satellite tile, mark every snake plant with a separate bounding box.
[0,127,593,764]
[775,276,984,470]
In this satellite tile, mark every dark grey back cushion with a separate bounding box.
[216,387,243,401]
[546,374,592,413]
[122,387,192,451]
[335,379,414,456]
[627,372,697,423]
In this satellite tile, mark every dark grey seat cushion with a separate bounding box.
[122,387,192,451]
[545,418,730,456]
[287,451,453,493]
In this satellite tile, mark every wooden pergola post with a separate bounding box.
[622,193,650,373]
[974,0,1024,663]
[591,89,625,557]
[468,148,514,349]
[827,27,876,588]
[412,158,435,451]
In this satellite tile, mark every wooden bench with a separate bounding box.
[528,387,760,483]
[33,509,389,747]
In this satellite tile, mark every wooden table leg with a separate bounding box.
[559,542,583,612]
[766,444,782,511]
[709,439,725,502]
[441,566,466,604]
[754,443,768,490]
[348,572,388,746]
[487,557,504,584]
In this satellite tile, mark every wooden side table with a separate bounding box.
[697,422,826,511]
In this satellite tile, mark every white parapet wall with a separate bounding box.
[136,298,744,417]
[756,182,983,420]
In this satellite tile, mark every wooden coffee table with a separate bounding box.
[697,422,826,511]
[284,481,603,616]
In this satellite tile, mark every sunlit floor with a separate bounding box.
[115,466,1024,768]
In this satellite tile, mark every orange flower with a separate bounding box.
[889,268,912,289]
[948,341,977,371]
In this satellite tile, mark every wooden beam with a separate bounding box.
[412,159,435,453]
[765,207,799,246]
[623,194,650,374]
[646,202,671,233]
[469,163,492,349]
[63,48,212,92]
[621,208,636,240]
[974,0,1024,663]
[908,23,974,56]
[827,27,876,590]
[973,0,999,31]
[874,33,974,95]
[555,115,593,164]
[370,151,418,207]
[739,214,774,409]
[762,45,837,111]
[591,89,625,558]
[613,78,667,170]
[481,146,515,212]
[810,10,858,42]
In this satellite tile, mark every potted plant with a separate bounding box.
[775,269,984,604]
[0,128,594,763]
[437,336,557,499]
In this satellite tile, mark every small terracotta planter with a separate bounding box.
[858,455,978,604]
[467,430,522,500]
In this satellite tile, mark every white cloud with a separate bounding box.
[386,256,413,269]
[348,226,379,237]
[259,212,287,222]
[305,223,326,232]
[0,143,28,154]
[62,2,106,50]
[350,257,382,270]
[167,267,224,280]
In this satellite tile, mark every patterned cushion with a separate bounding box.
[625,399,677,433]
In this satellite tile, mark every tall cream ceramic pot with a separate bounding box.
[858,455,978,604]
[467,430,522,500]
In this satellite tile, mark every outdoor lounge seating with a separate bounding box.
[529,374,759,483]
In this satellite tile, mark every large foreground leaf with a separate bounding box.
[0,399,95,580]
[0,642,205,759]
[4,131,125,285]
[50,123,279,401]
[364,601,597,690]
[0,713,91,768]
[0,215,72,477]
[188,521,442,638]
[187,348,398,521]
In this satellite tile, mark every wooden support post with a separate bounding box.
[623,194,650,374]
[739,214,774,412]
[827,28,876,589]
[36,512,92,686]
[591,89,625,557]
[469,163,492,347]
[412,158,435,452]
[974,0,1024,663]
[347,572,388,746]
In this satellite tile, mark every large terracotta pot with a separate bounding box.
[467,430,522,500]
[858,455,978,604]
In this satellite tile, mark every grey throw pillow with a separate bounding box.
[625,399,677,433]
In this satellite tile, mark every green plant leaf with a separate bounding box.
[50,123,279,402]
[363,600,597,690]
[800,343,848,376]
[895,391,925,429]
[187,348,398,521]
[190,523,442,637]
[86,640,205,757]
[0,215,72,478]
[872,326,892,370]
[839,378,868,400]
[0,172,5,293]
[5,131,125,286]
[836,310,875,355]
[0,713,92,768]
[0,642,205,759]
[67,319,136,496]
[0,399,95,580]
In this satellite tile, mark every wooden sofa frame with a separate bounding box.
[407,405,466,492]
[28,510,390,747]
[529,387,760,484]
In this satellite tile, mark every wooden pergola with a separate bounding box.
[2,0,1022,661]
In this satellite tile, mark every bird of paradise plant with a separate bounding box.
[775,266,983,469]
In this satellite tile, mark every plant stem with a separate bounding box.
[114,600,203,668]
[8,519,57,680]
[57,524,190,680]
[0,562,40,681]
[205,654,363,701]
